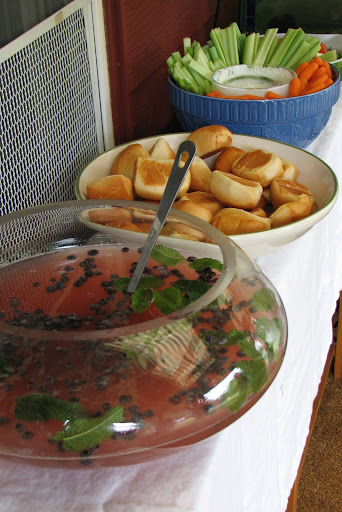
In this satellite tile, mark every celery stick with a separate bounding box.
[183,37,191,55]
[290,40,321,70]
[166,56,174,70]
[188,59,213,82]
[226,25,240,65]
[189,67,211,92]
[320,50,338,62]
[183,54,213,82]
[186,47,194,57]
[267,28,298,67]
[238,33,247,62]
[242,32,257,64]
[253,33,260,61]
[209,46,219,62]
[285,38,312,69]
[264,37,278,66]
[194,47,211,68]
[172,51,182,63]
[286,36,320,69]
[210,28,229,66]
[173,62,201,94]
[218,28,231,66]
[280,29,305,67]
[252,28,278,67]
[211,57,226,72]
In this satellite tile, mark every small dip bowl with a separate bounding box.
[212,65,296,97]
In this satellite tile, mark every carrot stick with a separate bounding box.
[311,56,323,67]
[321,60,333,79]
[289,77,301,97]
[302,82,327,95]
[308,73,328,89]
[265,91,285,99]
[243,94,265,99]
[299,77,308,93]
[299,62,319,81]
[310,66,327,82]
[296,62,309,76]
[324,78,334,87]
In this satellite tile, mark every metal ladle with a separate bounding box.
[127,140,196,293]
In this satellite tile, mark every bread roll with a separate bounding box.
[172,200,213,224]
[110,143,150,181]
[189,156,212,192]
[280,158,299,181]
[214,146,246,172]
[249,208,267,218]
[255,194,267,210]
[178,191,224,215]
[149,138,175,159]
[87,175,134,200]
[209,171,263,209]
[185,125,233,158]
[231,149,284,187]
[269,194,313,228]
[88,207,132,225]
[212,208,271,235]
[262,187,272,204]
[270,178,313,209]
[133,157,190,201]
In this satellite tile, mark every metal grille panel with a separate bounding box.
[0,8,101,216]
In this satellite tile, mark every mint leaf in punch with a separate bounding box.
[252,288,275,311]
[131,288,154,313]
[54,406,125,452]
[150,245,185,266]
[189,257,223,272]
[15,394,86,422]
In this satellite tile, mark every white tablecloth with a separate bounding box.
[1,95,342,512]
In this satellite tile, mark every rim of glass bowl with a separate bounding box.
[0,199,238,341]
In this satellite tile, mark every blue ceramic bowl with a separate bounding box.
[168,66,341,149]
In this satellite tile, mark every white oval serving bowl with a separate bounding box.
[75,133,338,259]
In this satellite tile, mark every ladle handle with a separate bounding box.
[127,140,196,293]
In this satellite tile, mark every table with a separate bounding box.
[0,94,341,512]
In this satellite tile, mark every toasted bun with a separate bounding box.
[149,138,175,159]
[269,194,313,228]
[212,208,271,235]
[188,156,212,192]
[185,125,233,158]
[178,191,224,215]
[87,207,132,225]
[133,157,191,201]
[214,146,246,172]
[270,178,313,209]
[280,158,299,181]
[87,175,134,200]
[172,200,213,224]
[110,143,150,181]
[209,171,263,209]
[255,194,267,210]
[262,187,272,204]
[231,149,284,187]
[249,208,267,218]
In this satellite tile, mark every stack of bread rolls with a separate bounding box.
[86,125,315,238]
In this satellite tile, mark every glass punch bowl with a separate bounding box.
[0,200,287,468]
